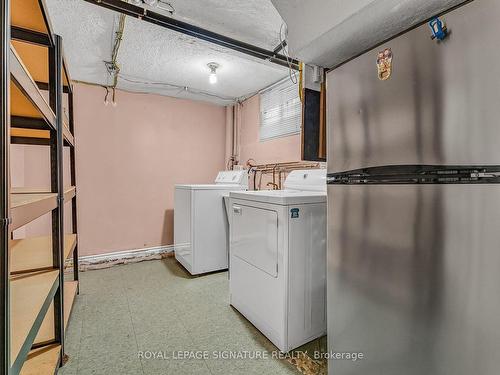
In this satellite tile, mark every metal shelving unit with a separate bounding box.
[1,1,79,374]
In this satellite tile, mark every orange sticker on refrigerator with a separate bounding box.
[377,48,393,81]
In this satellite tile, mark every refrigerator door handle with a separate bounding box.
[471,172,500,178]
[327,166,500,185]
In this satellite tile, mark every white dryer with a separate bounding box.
[174,170,248,275]
[229,169,327,352]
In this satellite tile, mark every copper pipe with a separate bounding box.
[272,164,279,190]
[248,161,322,190]
[250,161,319,171]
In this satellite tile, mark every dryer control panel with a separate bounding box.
[284,169,327,192]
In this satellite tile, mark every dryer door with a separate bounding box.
[231,204,279,277]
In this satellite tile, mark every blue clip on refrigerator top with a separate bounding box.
[429,17,448,41]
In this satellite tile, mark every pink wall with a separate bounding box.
[238,95,301,165]
[11,146,72,240]
[74,85,226,256]
[12,87,299,256]
[15,84,226,256]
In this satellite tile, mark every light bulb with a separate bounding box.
[209,72,217,84]
[130,0,142,4]
[207,62,220,85]
[143,0,158,6]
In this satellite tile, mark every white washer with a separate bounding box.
[174,170,248,275]
[229,169,327,352]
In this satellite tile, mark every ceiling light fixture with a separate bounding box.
[207,63,219,85]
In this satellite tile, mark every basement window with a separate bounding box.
[260,79,301,141]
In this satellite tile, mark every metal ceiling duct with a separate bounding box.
[272,0,471,68]
[83,0,300,70]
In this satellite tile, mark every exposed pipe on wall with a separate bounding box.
[232,105,237,166]
[233,103,242,167]
[225,105,236,170]
[247,161,321,190]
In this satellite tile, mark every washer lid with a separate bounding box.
[175,170,248,190]
[229,189,326,205]
[175,184,246,191]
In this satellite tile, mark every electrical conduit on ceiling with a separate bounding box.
[103,12,127,105]
[111,13,126,88]
[100,3,238,105]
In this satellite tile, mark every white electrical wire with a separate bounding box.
[117,73,236,103]
[132,0,175,14]
[279,23,297,85]
[157,0,175,14]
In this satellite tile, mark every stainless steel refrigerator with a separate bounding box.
[326,0,500,374]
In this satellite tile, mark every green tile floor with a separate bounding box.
[60,258,300,375]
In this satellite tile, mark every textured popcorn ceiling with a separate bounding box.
[272,0,469,68]
[155,0,283,50]
[45,0,289,105]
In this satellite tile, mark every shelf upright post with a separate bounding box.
[48,34,65,364]
[0,1,10,374]
[68,88,79,292]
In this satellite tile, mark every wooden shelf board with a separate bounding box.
[11,187,50,194]
[64,281,79,329]
[11,186,76,230]
[11,82,43,120]
[11,192,57,231]
[35,281,79,346]
[11,0,49,35]
[20,344,61,375]
[12,186,75,196]
[10,123,74,147]
[11,234,77,275]
[10,43,74,146]
[11,192,57,207]
[11,128,50,140]
[11,40,49,85]
[64,186,76,202]
[63,121,74,147]
[10,270,59,364]
[10,45,56,129]
[11,27,71,88]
